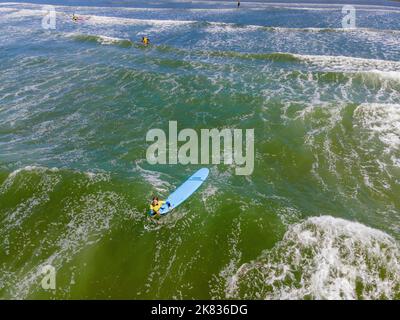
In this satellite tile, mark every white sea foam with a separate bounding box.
[205,21,400,36]
[2,0,400,14]
[187,0,400,14]
[1,8,43,19]
[227,216,400,300]
[133,162,172,193]
[370,70,400,81]
[0,7,16,12]
[91,35,125,45]
[354,103,400,155]
[65,32,127,45]
[83,14,194,27]
[0,5,194,29]
[293,54,400,74]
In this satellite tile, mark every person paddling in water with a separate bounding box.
[141,36,150,46]
[149,196,164,218]
[149,196,171,220]
[72,14,81,22]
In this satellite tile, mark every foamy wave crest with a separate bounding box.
[0,7,16,13]
[133,162,172,193]
[354,103,400,164]
[294,54,400,78]
[82,14,194,27]
[227,216,400,300]
[205,21,400,36]
[66,33,133,46]
[1,8,43,19]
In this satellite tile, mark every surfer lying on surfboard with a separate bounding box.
[147,168,209,221]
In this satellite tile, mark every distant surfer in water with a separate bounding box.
[142,36,150,46]
[72,14,83,22]
[237,0,240,8]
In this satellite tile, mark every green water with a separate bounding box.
[0,1,400,299]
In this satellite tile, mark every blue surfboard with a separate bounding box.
[159,168,209,215]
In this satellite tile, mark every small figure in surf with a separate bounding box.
[149,196,171,219]
[237,0,240,8]
[72,14,82,22]
[142,36,150,46]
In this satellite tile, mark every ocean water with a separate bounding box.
[0,0,400,299]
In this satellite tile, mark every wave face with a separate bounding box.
[0,0,400,299]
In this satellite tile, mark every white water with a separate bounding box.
[228,216,400,300]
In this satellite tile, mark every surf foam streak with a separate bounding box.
[82,14,195,27]
[228,216,400,300]
[3,4,399,36]
[293,54,400,73]
[182,1,400,12]
[0,6,195,27]
[66,32,132,46]
[354,103,400,158]
[204,21,400,35]
[133,162,172,193]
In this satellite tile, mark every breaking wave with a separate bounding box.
[354,103,400,158]
[227,216,400,300]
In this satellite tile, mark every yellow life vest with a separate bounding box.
[143,37,149,45]
[150,200,164,213]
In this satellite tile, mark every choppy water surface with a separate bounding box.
[0,0,399,299]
